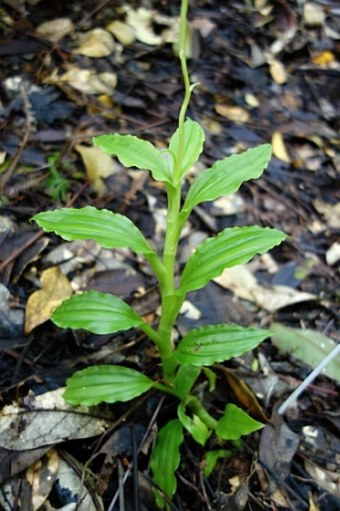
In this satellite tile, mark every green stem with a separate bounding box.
[176,0,191,182]
[156,0,192,383]
[187,395,218,431]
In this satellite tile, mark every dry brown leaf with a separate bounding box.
[220,366,269,423]
[215,104,250,124]
[76,144,117,195]
[35,18,74,42]
[74,28,115,58]
[25,267,72,334]
[272,131,290,163]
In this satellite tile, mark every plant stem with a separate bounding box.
[187,395,218,431]
[176,0,191,181]
[157,0,192,382]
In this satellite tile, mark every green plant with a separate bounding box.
[45,152,71,202]
[33,1,286,507]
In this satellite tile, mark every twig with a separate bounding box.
[278,343,340,415]
[0,84,34,194]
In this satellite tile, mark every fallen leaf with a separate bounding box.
[0,449,103,510]
[215,104,250,124]
[125,7,163,45]
[214,265,317,313]
[76,144,117,195]
[220,366,269,423]
[312,51,336,68]
[313,199,340,228]
[303,2,325,27]
[25,267,72,334]
[0,388,111,450]
[269,59,287,85]
[259,409,300,492]
[271,323,340,382]
[46,66,117,95]
[35,18,74,42]
[0,284,24,338]
[304,459,340,498]
[74,28,115,57]
[106,20,135,45]
[326,241,340,265]
[272,131,290,162]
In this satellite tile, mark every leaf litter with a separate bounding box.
[0,0,339,509]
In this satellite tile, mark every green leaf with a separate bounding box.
[177,403,210,446]
[168,119,205,180]
[173,365,201,399]
[180,226,287,293]
[216,404,264,440]
[203,450,232,477]
[52,291,144,334]
[64,365,154,405]
[93,133,171,183]
[271,323,340,383]
[150,419,184,509]
[34,206,154,255]
[175,324,270,366]
[183,144,272,212]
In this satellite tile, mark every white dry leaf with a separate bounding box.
[211,194,245,216]
[76,144,117,195]
[106,20,135,45]
[313,199,340,228]
[326,241,340,266]
[0,388,111,450]
[125,7,163,45]
[215,104,250,124]
[303,2,325,27]
[304,459,340,498]
[47,66,117,95]
[74,28,115,58]
[214,265,317,313]
[272,131,290,163]
[269,59,287,85]
[35,18,75,43]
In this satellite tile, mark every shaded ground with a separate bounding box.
[0,1,339,510]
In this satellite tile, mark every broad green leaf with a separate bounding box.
[180,226,287,293]
[93,133,171,183]
[52,291,144,334]
[216,404,264,440]
[150,419,184,509]
[177,403,210,446]
[168,119,205,180]
[175,324,270,366]
[183,144,272,212]
[203,450,232,477]
[34,206,154,255]
[271,323,340,383]
[173,365,201,399]
[64,365,154,405]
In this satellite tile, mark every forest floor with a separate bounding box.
[0,1,339,510]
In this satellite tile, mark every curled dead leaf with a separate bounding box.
[76,144,117,195]
[74,28,115,58]
[25,267,72,334]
